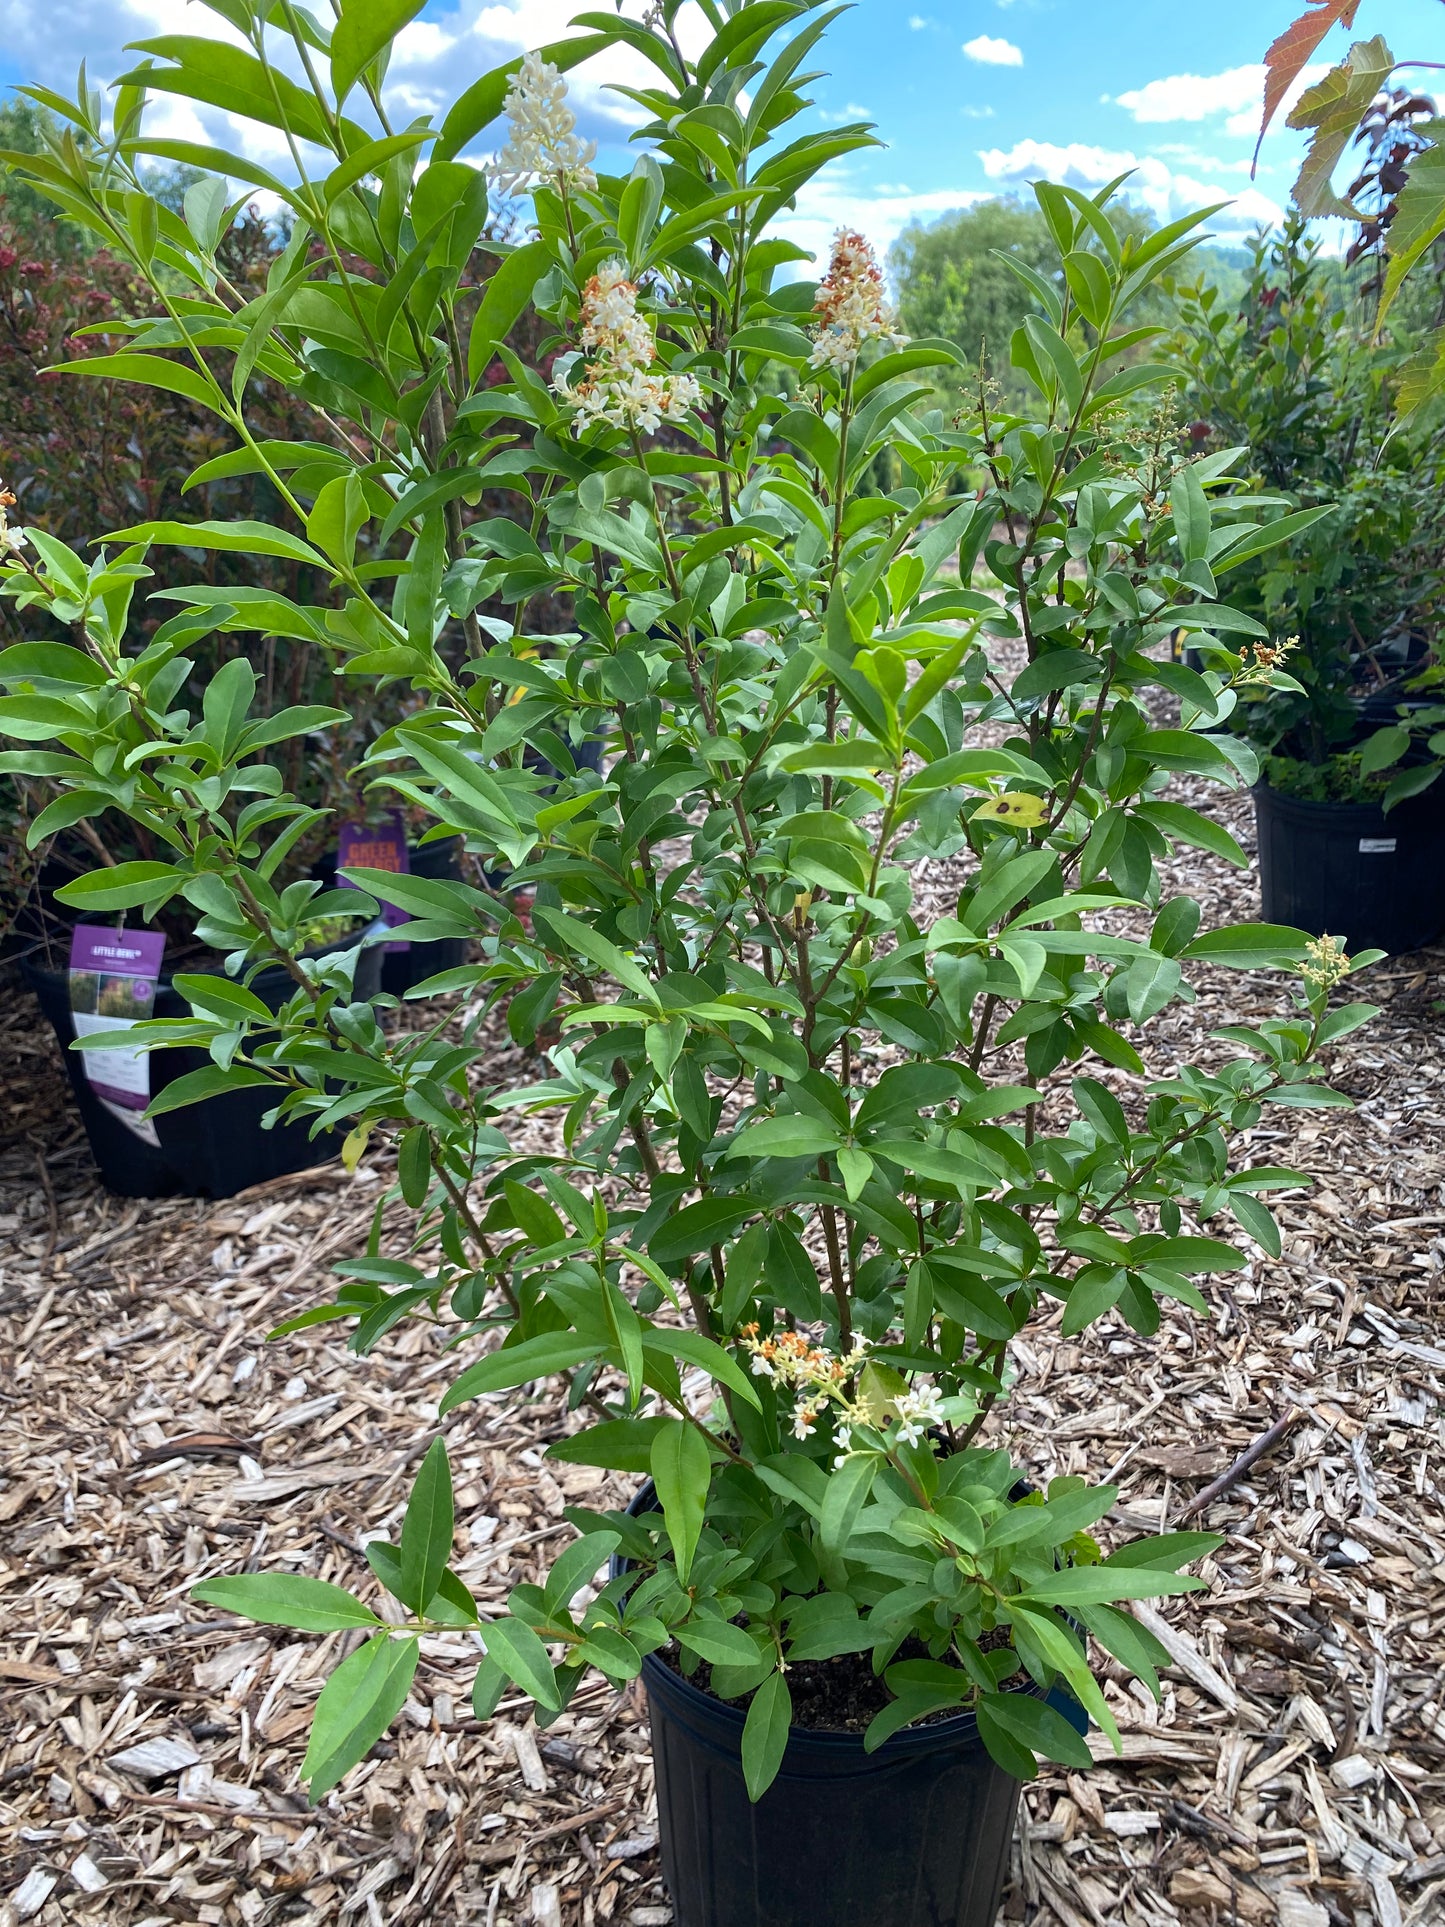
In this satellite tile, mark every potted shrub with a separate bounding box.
[0,9,1373,1920]
[1167,218,1445,952]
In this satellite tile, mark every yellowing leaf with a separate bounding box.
[973,792,1050,828]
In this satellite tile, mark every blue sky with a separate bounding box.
[3,0,1442,266]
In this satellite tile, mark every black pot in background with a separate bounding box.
[1253,779,1445,957]
[25,931,382,1200]
[614,1483,1085,1927]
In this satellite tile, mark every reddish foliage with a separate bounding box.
[1256,0,1363,162]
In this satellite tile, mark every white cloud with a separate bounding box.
[817,102,874,126]
[964,34,1023,67]
[908,13,932,26]
[961,106,997,120]
[1114,66,1264,123]
[1112,61,1328,141]
[978,139,1283,234]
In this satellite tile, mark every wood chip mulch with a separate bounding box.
[1,778,1443,1927]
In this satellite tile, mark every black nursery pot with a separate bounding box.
[616,1485,1084,1927]
[1253,779,1445,957]
[24,932,382,1201]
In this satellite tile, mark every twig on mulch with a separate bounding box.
[1178,1407,1303,1520]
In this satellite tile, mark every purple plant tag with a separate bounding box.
[337,812,411,952]
[68,925,166,1144]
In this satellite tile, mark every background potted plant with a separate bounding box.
[0,5,1374,1920]
[1168,216,1445,953]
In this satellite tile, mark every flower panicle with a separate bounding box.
[492,50,597,198]
[1300,932,1351,995]
[739,1324,944,1459]
[809,227,906,373]
[1237,634,1298,687]
[553,261,701,436]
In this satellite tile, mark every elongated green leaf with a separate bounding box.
[1181,922,1312,966]
[105,519,327,568]
[468,239,553,384]
[741,1671,792,1801]
[302,1634,419,1798]
[49,352,220,411]
[650,1418,711,1583]
[675,1619,761,1666]
[146,1065,277,1116]
[977,1690,1091,1775]
[439,1335,603,1414]
[481,1615,562,1709]
[435,35,615,164]
[819,1452,879,1553]
[332,0,426,103]
[55,862,185,911]
[399,1437,454,1615]
[194,1574,383,1633]
[531,906,657,1004]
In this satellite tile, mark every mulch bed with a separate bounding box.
[1,774,1443,1927]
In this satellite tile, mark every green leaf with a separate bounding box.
[481,1615,562,1709]
[726,1115,841,1160]
[193,1574,383,1632]
[1380,123,1445,323]
[503,1179,567,1247]
[1016,1568,1204,1606]
[531,906,657,1005]
[649,1418,711,1583]
[1181,922,1312,967]
[784,1594,871,1663]
[105,519,326,568]
[50,352,220,412]
[439,1335,604,1414]
[469,240,554,384]
[543,1531,621,1613]
[741,1672,792,1802]
[977,1690,1092,1775]
[819,1452,879,1553]
[648,1198,752,1265]
[1104,1530,1223,1570]
[399,1437,454,1616]
[146,1066,276,1116]
[302,1634,419,1799]
[1135,801,1246,868]
[1287,35,1395,219]
[331,0,426,104]
[306,472,367,570]
[675,1619,761,1666]
[547,1417,670,1474]
[54,862,185,911]
[643,1330,762,1411]
[434,34,616,164]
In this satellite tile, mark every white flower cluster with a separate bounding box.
[809,227,905,374]
[553,262,701,436]
[891,1384,946,1448]
[492,51,597,198]
[0,479,27,557]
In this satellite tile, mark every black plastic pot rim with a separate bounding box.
[621,1480,1057,1762]
[639,1645,1026,1760]
[1252,780,1423,822]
